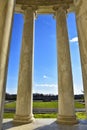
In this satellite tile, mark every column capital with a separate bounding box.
[74,0,82,7]
[74,0,82,15]
[53,5,69,18]
[53,4,69,12]
[53,6,69,18]
[21,5,38,19]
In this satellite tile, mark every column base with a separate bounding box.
[57,115,78,125]
[13,114,35,124]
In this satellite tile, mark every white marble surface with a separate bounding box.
[2,119,87,130]
[75,0,87,115]
[56,7,76,124]
[14,7,34,123]
[0,1,15,130]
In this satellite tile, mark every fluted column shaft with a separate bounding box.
[74,0,87,115]
[0,0,15,129]
[14,7,35,124]
[56,7,77,124]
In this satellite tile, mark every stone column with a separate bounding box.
[74,0,87,115]
[55,7,78,124]
[0,0,15,129]
[14,7,35,124]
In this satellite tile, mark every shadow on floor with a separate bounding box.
[79,119,87,125]
[2,120,28,130]
[34,120,87,130]
[33,121,80,130]
[2,119,87,130]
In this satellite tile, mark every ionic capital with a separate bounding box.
[74,0,82,7]
[74,0,82,15]
[53,4,69,11]
[53,5,69,19]
[21,5,38,19]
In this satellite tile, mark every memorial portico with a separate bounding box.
[0,0,87,129]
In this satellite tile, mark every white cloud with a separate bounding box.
[43,75,48,79]
[35,83,57,88]
[34,83,83,95]
[73,84,83,95]
[70,37,78,43]
[6,86,17,94]
[34,83,58,94]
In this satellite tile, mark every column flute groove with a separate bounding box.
[55,6,78,124]
[14,7,35,124]
[0,0,15,129]
[74,0,87,116]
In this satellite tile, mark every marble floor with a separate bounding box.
[2,119,87,130]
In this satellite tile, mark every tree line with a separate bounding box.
[5,93,84,101]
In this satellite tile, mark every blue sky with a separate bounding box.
[6,12,83,95]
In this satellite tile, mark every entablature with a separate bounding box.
[15,0,74,14]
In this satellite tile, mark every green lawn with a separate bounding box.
[3,113,57,119]
[5,101,16,109]
[3,112,87,119]
[33,101,58,108]
[4,101,58,109]
[4,101,86,119]
[75,101,85,109]
[4,101,85,109]
[4,113,14,118]
[76,112,87,119]
[34,113,57,118]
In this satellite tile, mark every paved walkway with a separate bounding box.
[4,108,86,113]
[2,119,87,130]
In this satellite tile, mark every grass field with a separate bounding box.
[3,113,57,118]
[4,101,86,119]
[4,101,85,109]
[3,112,87,119]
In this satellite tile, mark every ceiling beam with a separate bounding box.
[15,0,73,14]
[16,0,73,6]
